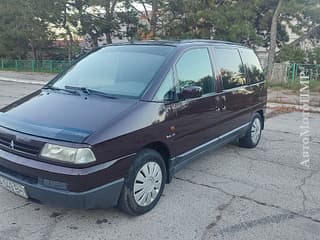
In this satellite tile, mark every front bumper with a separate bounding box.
[0,148,132,209]
[0,167,124,209]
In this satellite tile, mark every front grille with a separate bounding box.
[12,141,41,155]
[0,165,68,190]
[0,135,11,148]
[0,131,42,156]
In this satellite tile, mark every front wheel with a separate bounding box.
[239,113,263,148]
[118,149,166,216]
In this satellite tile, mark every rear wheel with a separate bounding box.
[118,149,166,216]
[239,113,262,148]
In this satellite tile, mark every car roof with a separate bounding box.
[110,39,249,49]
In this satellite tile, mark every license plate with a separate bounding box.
[0,176,28,199]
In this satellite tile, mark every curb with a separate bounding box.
[0,77,46,85]
[267,102,320,113]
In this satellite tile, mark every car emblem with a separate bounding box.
[10,140,15,149]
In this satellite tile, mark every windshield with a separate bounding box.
[50,45,174,98]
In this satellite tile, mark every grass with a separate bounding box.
[267,80,320,92]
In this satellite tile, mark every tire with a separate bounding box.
[239,113,263,148]
[118,149,166,216]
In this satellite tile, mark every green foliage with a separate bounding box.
[279,45,306,63]
[308,48,320,64]
[0,0,140,59]
[0,0,319,61]
[281,0,320,34]
[0,0,56,59]
[160,0,291,48]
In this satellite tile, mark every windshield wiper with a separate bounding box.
[43,86,80,95]
[64,86,118,99]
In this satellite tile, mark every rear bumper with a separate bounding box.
[0,168,124,209]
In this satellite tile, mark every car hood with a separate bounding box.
[0,90,138,143]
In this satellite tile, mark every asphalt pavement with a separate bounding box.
[0,78,320,240]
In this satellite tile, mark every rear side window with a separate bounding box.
[214,48,246,90]
[239,48,265,84]
[176,48,215,94]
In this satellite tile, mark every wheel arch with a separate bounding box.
[257,109,265,130]
[141,141,171,183]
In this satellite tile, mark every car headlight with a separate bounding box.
[40,144,96,164]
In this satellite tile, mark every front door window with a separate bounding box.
[176,48,215,95]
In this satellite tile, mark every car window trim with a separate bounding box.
[237,48,249,86]
[151,68,177,103]
[247,80,266,87]
[209,46,222,93]
[220,80,266,94]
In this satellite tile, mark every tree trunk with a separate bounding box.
[29,39,37,60]
[68,43,71,62]
[151,0,158,38]
[92,35,99,48]
[106,32,112,44]
[67,29,74,62]
[63,4,74,61]
[267,0,283,80]
[32,48,37,61]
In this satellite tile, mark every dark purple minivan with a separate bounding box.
[0,40,266,215]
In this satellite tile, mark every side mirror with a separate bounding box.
[181,86,203,99]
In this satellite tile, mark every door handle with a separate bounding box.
[215,105,226,112]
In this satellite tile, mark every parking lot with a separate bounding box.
[0,80,320,240]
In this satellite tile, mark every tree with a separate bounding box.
[128,0,164,38]
[279,44,305,63]
[0,0,57,60]
[72,0,136,46]
[0,1,29,59]
[91,0,120,44]
[308,48,320,64]
[0,0,318,61]
[70,0,101,47]
[161,0,271,45]
[117,3,139,41]
[267,0,283,79]
[45,0,81,60]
